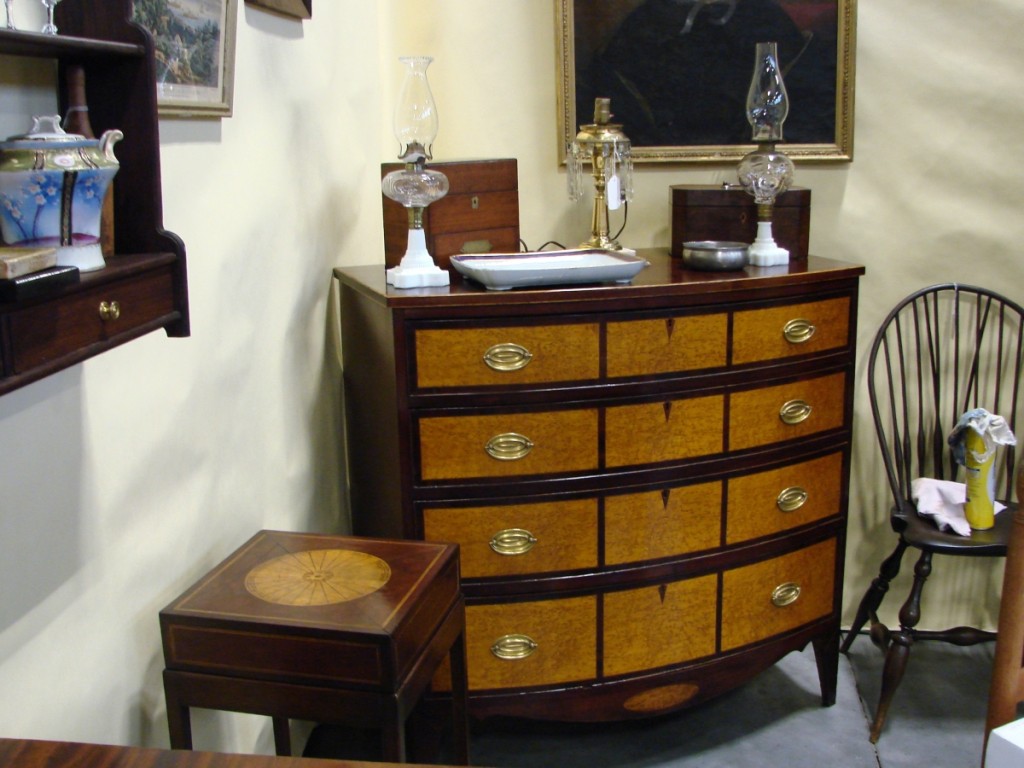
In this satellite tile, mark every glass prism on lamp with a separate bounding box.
[737,42,794,267]
[382,56,450,289]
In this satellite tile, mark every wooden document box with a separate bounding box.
[670,184,811,261]
[382,158,520,270]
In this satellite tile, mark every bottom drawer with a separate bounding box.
[720,538,837,651]
[437,595,597,691]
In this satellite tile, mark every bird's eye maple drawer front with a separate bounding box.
[729,372,846,451]
[726,452,844,544]
[417,409,599,480]
[9,268,176,372]
[413,323,600,390]
[720,538,837,651]
[422,498,599,578]
[604,481,722,565]
[605,394,725,468]
[602,574,718,677]
[457,596,598,691]
[605,312,728,378]
[731,297,851,365]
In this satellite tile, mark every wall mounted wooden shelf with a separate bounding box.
[0,0,188,396]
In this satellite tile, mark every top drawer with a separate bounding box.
[732,297,850,365]
[414,323,600,389]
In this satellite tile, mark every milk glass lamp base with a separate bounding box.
[386,229,449,289]
[747,221,789,266]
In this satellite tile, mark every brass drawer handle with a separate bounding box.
[783,318,816,344]
[777,486,808,513]
[98,300,121,321]
[779,399,812,425]
[485,432,534,461]
[771,582,802,608]
[489,528,538,556]
[491,634,538,660]
[483,342,533,372]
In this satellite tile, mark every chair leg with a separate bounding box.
[841,539,908,654]
[869,549,932,743]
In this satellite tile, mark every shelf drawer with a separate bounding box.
[604,482,722,565]
[9,268,176,372]
[603,574,717,677]
[413,323,600,389]
[732,297,850,365]
[605,394,724,467]
[460,596,598,690]
[721,538,836,651]
[729,373,846,451]
[726,453,844,544]
[418,409,599,480]
[422,498,598,577]
[606,312,728,378]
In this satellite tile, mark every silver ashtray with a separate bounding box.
[680,240,749,271]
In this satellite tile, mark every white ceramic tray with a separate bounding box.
[450,249,648,291]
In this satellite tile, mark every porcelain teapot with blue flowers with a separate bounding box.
[0,115,123,272]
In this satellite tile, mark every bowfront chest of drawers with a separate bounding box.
[334,251,863,721]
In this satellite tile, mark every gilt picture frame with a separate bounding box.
[133,0,238,118]
[556,0,857,163]
[245,0,312,20]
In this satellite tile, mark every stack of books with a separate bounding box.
[0,247,80,302]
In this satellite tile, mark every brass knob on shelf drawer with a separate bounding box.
[485,432,534,461]
[98,300,121,321]
[779,399,812,425]
[771,582,802,608]
[489,528,538,556]
[776,486,808,513]
[483,342,533,372]
[782,318,816,344]
[491,634,538,660]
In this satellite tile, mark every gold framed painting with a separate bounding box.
[133,0,238,118]
[556,0,857,163]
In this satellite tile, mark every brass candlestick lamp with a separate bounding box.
[737,42,795,266]
[382,56,450,288]
[567,98,633,250]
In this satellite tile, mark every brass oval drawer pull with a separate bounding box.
[779,399,812,425]
[485,432,534,461]
[783,318,816,344]
[98,300,121,321]
[483,343,533,372]
[771,582,802,608]
[777,486,808,513]
[490,633,538,660]
[489,528,538,556]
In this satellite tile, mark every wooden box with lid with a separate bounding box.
[670,184,811,260]
[381,159,520,271]
[334,250,863,722]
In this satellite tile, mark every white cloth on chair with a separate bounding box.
[911,477,1007,537]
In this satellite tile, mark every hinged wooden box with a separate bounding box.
[382,158,520,270]
[670,184,811,261]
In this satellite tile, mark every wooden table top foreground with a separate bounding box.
[0,738,458,768]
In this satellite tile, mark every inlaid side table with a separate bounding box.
[159,530,469,764]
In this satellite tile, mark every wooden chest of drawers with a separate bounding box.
[334,250,863,722]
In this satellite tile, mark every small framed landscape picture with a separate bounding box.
[245,0,312,20]
[133,0,238,118]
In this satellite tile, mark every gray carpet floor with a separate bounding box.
[304,637,996,767]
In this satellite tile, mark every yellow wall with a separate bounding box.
[0,0,1021,754]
